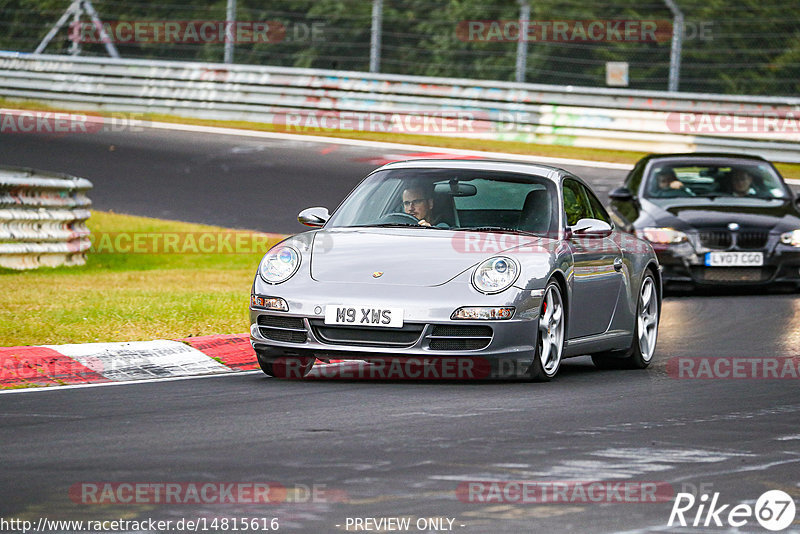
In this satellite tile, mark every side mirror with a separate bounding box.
[298,207,329,227]
[571,218,613,237]
[609,186,635,202]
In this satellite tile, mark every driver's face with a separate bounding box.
[732,171,753,194]
[402,188,432,220]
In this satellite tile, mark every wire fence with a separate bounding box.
[0,0,798,96]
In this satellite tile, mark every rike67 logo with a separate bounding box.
[669,490,796,531]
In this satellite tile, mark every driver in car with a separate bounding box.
[730,168,757,197]
[655,168,691,196]
[402,184,448,227]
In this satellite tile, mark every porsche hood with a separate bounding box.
[308,228,542,286]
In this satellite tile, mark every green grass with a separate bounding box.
[5,97,799,180]
[0,211,285,346]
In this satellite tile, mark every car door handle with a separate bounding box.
[613,257,623,271]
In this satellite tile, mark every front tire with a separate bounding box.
[592,272,659,370]
[256,352,314,379]
[528,281,566,381]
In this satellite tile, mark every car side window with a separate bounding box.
[584,186,611,224]
[562,179,592,226]
[627,162,645,193]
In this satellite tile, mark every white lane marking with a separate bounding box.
[43,339,230,381]
[524,448,753,480]
[142,119,635,170]
[591,448,753,463]
[669,456,800,483]
[0,370,264,395]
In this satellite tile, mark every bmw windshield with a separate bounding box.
[643,161,791,200]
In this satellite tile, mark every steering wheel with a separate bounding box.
[378,212,419,224]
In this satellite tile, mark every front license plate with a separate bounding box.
[324,306,404,328]
[704,251,764,267]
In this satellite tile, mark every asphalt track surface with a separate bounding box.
[1,128,799,533]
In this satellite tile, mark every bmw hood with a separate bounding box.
[646,198,800,232]
[309,228,540,286]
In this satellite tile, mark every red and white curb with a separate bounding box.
[0,334,259,389]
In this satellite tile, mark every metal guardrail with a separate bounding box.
[0,52,799,162]
[0,166,92,270]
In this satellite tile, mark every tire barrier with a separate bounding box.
[0,166,92,270]
[0,52,798,162]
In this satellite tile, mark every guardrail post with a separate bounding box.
[369,0,383,73]
[663,0,684,92]
[515,0,530,83]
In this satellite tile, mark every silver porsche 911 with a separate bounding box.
[250,160,661,381]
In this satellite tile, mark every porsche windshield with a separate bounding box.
[325,168,559,234]
[643,161,790,200]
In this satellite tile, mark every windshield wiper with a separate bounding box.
[349,223,446,229]
[453,226,541,237]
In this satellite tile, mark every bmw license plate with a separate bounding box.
[704,251,764,267]
[324,306,404,328]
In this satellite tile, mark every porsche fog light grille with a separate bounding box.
[427,325,493,351]
[257,315,307,343]
[309,320,425,347]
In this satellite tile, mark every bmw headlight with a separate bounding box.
[259,246,301,284]
[636,227,689,244]
[780,229,800,247]
[472,257,520,294]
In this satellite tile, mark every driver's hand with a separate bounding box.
[418,219,431,226]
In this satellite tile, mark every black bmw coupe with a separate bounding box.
[608,153,800,288]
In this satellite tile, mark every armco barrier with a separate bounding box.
[0,52,799,161]
[0,166,92,270]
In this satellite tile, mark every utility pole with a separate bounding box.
[663,0,684,92]
[35,0,120,58]
[224,0,236,64]
[515,0,530,83]
[369,0,383,73]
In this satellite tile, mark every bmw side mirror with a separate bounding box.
[571,218,613,238]
[298,207,329,227]
[609,186,635,202]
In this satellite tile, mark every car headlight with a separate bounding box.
[780,229,800,247]
[636,227,689,244]
[259,245,301,284]
[472,257,520,294]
